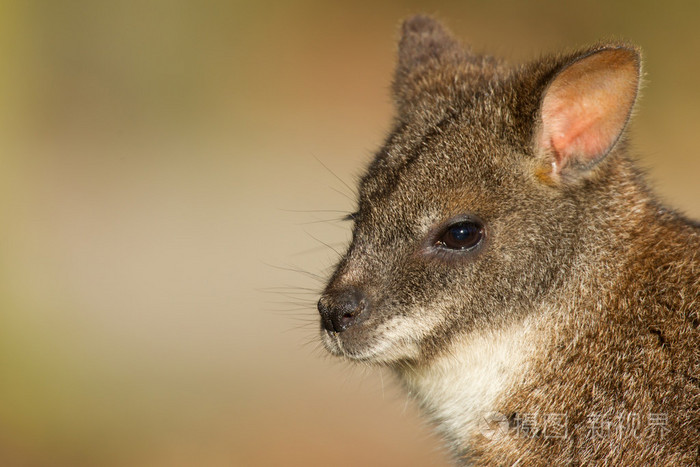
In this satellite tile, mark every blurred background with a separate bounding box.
[1,1,698,465]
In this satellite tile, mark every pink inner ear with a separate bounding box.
[539,48,640,175]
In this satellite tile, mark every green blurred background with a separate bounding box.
[1,1,698,465]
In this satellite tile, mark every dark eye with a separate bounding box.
[436,220,484,250]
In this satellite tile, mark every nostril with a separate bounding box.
[341,298,365,319]
[339,310,356,327]
[318,288,370,333]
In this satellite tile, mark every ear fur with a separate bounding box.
[535,46,641,183]
[392,16,467,114]
[395,15,463,76]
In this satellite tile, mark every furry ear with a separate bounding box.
[392,16,465,112]
[535,46,641,182]
[395,15,462,75]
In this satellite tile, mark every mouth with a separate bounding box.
[319,325,384,361]
[320,327,360,358]
[321,328,344,355]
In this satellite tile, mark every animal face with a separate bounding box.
[319,98,562,364]
[318,16,640,365]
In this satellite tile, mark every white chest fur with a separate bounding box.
[397,320,535,451]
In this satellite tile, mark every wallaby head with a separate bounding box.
[318,15,641,363]
[316,14,699,464]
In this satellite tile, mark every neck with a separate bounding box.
[393,314,542,456]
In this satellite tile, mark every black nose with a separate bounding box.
[317,287,369,333]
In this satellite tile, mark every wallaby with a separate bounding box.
[316,15,699,465]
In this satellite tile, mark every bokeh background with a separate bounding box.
[1,1,698,465]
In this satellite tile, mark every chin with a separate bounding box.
[319,324,420,364]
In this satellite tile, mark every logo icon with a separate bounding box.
[477,411,510,440]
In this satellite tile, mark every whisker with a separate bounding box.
[313,155,358,199]
[263,285,320,291]
[379,369,385,400]
[278,208,352,215]
[264,262,325,282]
[299,336,323,351]
[263,291,317,300]
[283,322,319,333]
[290,243,347,257]
[264,303,314,311]
[296,217,349,226]
[304,229,343,258]
[328,185,355,203]
[262,291,318,299]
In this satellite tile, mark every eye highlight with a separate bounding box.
[436,220,484,251]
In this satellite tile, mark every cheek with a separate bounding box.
[378,304,452,345]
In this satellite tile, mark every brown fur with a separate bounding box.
[471,201,700,465]
[318,15,699,465]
